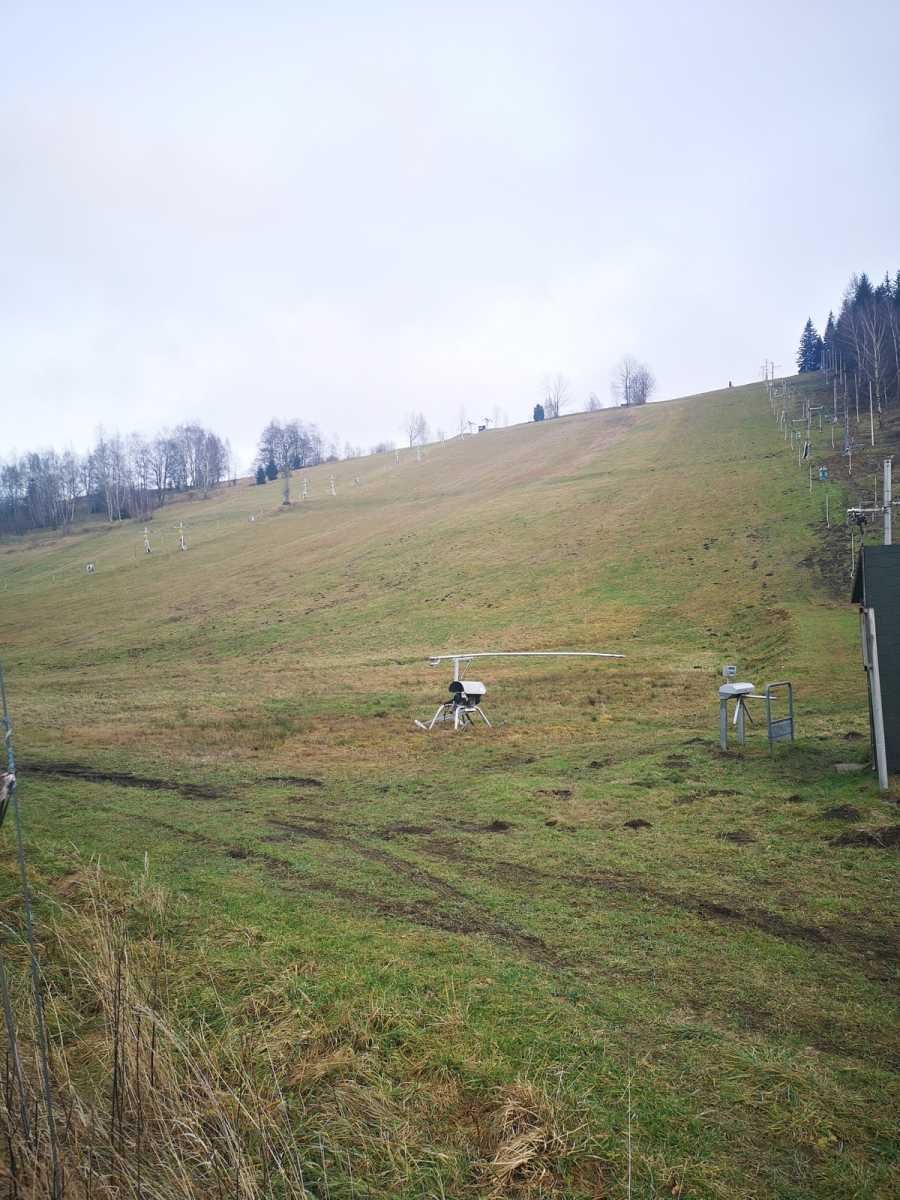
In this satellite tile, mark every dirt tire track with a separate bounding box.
[266,816,477,903]
[263,810,898,970]
[122,811,564,969]
[68,806,899,1065]
[23,761,221,800]
[414,839,899,970]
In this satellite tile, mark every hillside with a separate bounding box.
[0,378,897,1198]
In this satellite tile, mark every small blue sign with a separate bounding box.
[819,467,829,481]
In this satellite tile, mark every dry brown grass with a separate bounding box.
[0,860,604,1198]
[478,1081,600,1198]
[2,863,314,1198]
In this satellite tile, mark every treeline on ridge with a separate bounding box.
[797,270,900,411]
[0,424,232,534]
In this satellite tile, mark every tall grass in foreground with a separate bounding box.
[0,861,606,1198]
[2,861,313,1198]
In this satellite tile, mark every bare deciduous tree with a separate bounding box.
[0,420,230,534]
[542,373,570,419]
[404,411,429,447]
[631,363,656,406]
[611,357,655,406]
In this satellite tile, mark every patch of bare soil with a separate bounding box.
[23,760,219,800]
[482,755,537,772]
[820,805,862,821]
[380,823,436,837]
[450,819,517,834]
[831,825,900,848]
[536,789,572,799]
[623,818,652,829]
[674,787,738,805]
[717,830,756,845]
[262,775,324,787]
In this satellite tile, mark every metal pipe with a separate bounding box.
[885,459,892,546]
[429,651,625,662]
[865,609,890,792]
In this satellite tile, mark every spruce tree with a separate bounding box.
[796,318,821,372]
[265,460,278,481]
[533,403,545,422]
[822,311,836,369]
[854,273,874,307]
[255,465,267,485]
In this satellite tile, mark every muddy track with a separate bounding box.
[263,808,898,969]
[131,812,564,969]
[77,782,897,978]
[88,807,898,1066]
[262,775,324,787]
[266,817,477,906]
[23,761,221,800]
[414,839,899,970]
[24,762,326,800]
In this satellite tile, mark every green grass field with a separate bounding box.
[1,376,897,1198]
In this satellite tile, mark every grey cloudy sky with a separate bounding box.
[3,0,898,469]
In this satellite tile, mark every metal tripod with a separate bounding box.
[415,698,492,731]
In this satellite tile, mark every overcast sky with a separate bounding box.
[2,0,898,470]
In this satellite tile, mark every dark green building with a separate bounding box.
[851,545,900,789]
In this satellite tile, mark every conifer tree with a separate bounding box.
[822,311,836,370]
[796,318,821,372]
[854,273,874,307]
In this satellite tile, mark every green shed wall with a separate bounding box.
[853,547,900,772]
